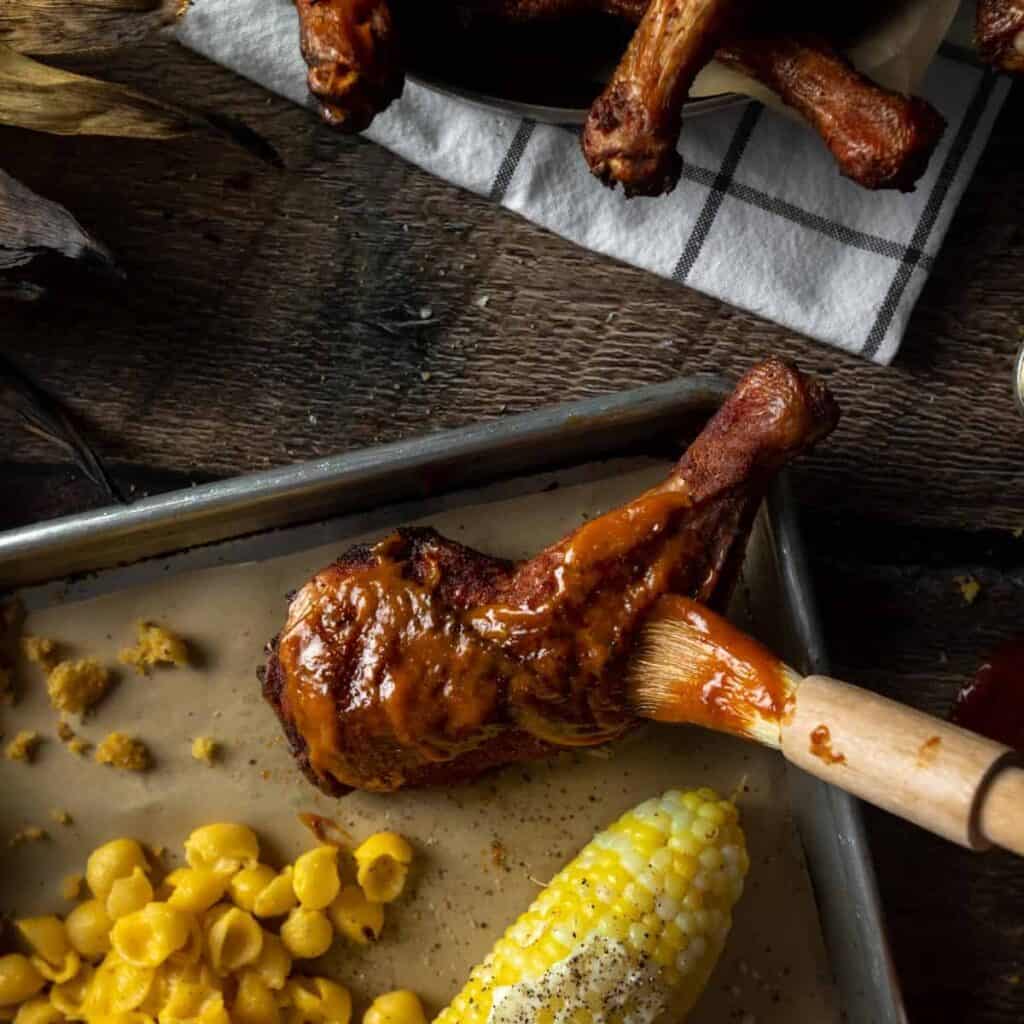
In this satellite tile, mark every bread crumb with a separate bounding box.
[22,634,59,668]
[95,732,150,772]
[10,825,47,846]
[119,621,189,675]
[50,808,72,826]
[61,873,83,901]
[954,575,981,605]
[191,736,218,764]
[5,730,41,762]
[57,720,92,756]
[47,658,112,714]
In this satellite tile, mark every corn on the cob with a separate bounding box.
[435,788,748,1024]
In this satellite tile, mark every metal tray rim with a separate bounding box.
[0,376,904,1024]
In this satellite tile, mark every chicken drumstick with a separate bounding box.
[716,33,945,192]
[582,0,740,196]
[477,0,945,190]
[296,0,403,132]
[976,0,1024,72]
[264,359,839,794]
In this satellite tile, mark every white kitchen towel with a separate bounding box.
[177,0,1011,364]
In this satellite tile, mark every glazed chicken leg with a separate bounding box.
[582,0,740,195]
[264,359,838,795]
[474,0,945,191]
[976,0,1024,72]
[295,0,403,132]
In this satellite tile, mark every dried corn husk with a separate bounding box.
[0,0,175,56]
[0,166,118,294]
[0,45,282,162]
[0,43,198,136]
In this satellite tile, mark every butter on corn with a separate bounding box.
[435,787,749,1024]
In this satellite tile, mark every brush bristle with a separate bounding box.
[626,596,799,750]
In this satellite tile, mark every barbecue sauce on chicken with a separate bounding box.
[265,359,840,794]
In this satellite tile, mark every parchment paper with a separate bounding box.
[0,462,840,1023]
[692,0,963,105]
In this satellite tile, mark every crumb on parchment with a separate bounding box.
[5,730,41,762]
[22,634,59,668]
[57,720,92,756]
[47,658,112,714]
[62,873,83,900]
[10,825,47,846]
[50,808,72,826]
[954,575,981,606]
[119,621,189,675]
[191,736,218,764]
[95,732,150,771]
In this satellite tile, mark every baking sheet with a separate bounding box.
[1,459,840,1023]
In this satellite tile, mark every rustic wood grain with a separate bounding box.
[1,35,1022,1023]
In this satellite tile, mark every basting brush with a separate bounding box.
[627,595,1024,856]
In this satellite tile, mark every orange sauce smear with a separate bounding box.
[809,725,845,766]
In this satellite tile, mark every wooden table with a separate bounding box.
[2,34,1022,1023]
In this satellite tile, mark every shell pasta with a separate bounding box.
[0,824,418,1024]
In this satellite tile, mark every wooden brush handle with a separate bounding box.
[780,675,1024,856]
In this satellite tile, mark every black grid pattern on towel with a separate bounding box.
[862,68,997,359]
[481,61,1003,361]
[672,103,763,283]
[489,119,536,202]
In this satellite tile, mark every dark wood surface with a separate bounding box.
[2,34,1023,1024]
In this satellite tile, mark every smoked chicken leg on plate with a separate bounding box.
[264,359,839,795]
